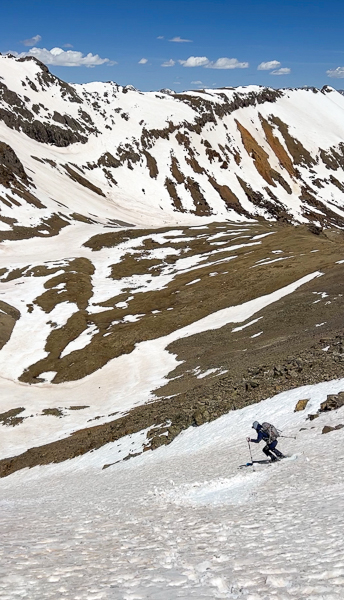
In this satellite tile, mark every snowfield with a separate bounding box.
[0,379,344,599]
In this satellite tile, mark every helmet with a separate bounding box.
[252,421,259,430]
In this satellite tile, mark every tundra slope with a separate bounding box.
[1,219,344,476]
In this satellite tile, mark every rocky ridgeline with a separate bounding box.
[1,55,344,231]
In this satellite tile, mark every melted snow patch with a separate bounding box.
[232,317,263,332]
[251,232,276,240]
[60,324,98,358]
[186,278,201,286]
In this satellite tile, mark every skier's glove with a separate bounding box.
[246,437,251,442]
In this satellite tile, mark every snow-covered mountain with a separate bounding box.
[1,54,344,599]
[2,54,344,238]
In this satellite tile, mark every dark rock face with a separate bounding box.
[0,76,94,147]
[0,142,28,187]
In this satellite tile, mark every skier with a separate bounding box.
[247,421,285,462]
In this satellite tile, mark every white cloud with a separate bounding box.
[169,36,192,43]
[63,43,74,49]
[191,80,202,84]
[14,46,114,67]
[270,67,291,75]
[21,34,42,47]
[258,60,281,71]
[327,67,344,78]
[179,56,248,69]
[161,59,175,67]
[205,57,249,70]
[138,58,148,64]
[157,36,164,40]
[179,56,209,67]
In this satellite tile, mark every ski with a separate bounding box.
[238,456,287,469]
[238,455,294,469]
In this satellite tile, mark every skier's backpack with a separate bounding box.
[261,422,280,443]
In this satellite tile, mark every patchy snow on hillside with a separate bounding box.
[0,268,322,460]
[0,378,344,599]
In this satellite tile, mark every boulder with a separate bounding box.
[320,393,344,412]
[194,410,204,426]
[322,424,344,434]
[194,409,211,426]
[294,399,310,412]
[273,365,284,377]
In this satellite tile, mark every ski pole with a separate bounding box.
[279,435,296,439]
[247,439,254,467]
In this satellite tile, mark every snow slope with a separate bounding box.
[0,378,344,599]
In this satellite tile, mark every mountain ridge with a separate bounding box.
[1,54,344,237]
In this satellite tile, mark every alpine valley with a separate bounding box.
[1,54,344,600]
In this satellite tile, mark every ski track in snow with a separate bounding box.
[1,379,344,599]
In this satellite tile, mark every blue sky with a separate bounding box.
[2,0,344,91]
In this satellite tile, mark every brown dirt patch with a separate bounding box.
[259,114,298,179]
[64,164,105,197]
[235,119,291,192]
[269,115,316,167]
[0,300,20,350]
[0,407,25,427]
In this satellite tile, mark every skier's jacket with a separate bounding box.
[251,423,278,446]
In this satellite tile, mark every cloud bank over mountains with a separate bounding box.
[7,33,344,86]
[12,46,115,67]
